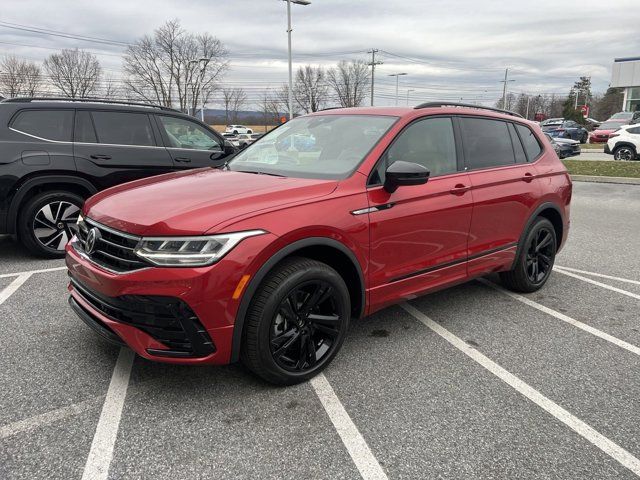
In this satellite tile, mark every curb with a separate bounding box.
[570,175,640,185]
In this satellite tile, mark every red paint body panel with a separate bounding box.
[66,105,571,365]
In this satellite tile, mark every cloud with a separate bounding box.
[1,0,638,107]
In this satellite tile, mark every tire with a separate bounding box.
[499,217,557,293]
[247,129,253,134]
[580,132,588,144]
[241,257,350,385]
[233,130,238,135]
[18,190,84,258]
[613,146,636,161]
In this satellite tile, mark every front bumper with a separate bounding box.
[66,232,276,365]
[604,144,612,155]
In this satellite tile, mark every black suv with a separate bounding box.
[0,98,236,257]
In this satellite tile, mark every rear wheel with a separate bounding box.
[613,146,636,161]
[499,217,557,293]
[241,257,350,385]
[18,191,83,258]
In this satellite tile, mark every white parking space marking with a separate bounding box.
[400,302,640,477]
[310,373,388,480]
[556,266,640,286]
[82,348,134,480]
[0,265,66,279]
[554,269,640,300]
[0,397,101,440]
[0,273,32,305]
[478,279,640,357]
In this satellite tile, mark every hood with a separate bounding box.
[553,138,579,145]
[85,168,338,236]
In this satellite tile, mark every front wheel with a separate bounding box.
[499,217,557,293]
[580,132,588,144]
[241,257,350,385]
[18,191,84,258]
[613,146,636,161]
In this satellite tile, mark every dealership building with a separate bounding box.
[611,57,640,112]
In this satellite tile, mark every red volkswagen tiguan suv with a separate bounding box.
[66,103,571,385]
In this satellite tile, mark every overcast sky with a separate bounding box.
[1,0,639,108]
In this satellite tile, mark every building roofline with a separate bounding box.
[614,56,640,63]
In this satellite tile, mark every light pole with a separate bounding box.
[406,88,415,106]
[389,73,407,106]
[189,57,209,121]
[283,0,311,121]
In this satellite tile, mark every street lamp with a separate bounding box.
[389,73,407,106]
[406,88,415,106]
[283,0,311,121]
[189,57,209,122]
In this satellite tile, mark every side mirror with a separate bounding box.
[384,160,430,193]
[223,141,237,155]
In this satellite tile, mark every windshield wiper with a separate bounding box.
[234,170,285,177]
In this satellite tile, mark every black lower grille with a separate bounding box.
[75,219,149,273]
[71,279,215,358]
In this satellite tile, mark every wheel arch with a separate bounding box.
[8,175,98,234]
[230,237,366,363]
[511,202,565,269]
[613,142,637,153]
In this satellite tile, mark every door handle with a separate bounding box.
[174,157,191,163]
[521,172,535,182]
[90,154,111,160]
[450,184,470,195]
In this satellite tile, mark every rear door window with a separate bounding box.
[516,124,543,161]
[459,117,516,169]
[11,110,74,142]
[91,111,156,146]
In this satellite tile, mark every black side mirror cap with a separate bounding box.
[224,141,237,155]
[384,160,430,193]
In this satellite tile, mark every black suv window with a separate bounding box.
[376,117,457,182]
[459,117,515,169]
[11,110,74,142]
[74,110,97,143]
[157,116,222,150]
[91,111,155,146]
[516,124,542,160]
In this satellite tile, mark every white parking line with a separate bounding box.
[554,269,640,301]
[0,273,32,305]
[0,397,101,439]
[478,279,640,357]
[0,265,66,279]
[310,373,388,480]
[556,266,640,286]
[82,348,135,480]
[400,302,640,477]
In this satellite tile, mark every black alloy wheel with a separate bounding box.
[499,217,557,293]
[270,280,341,372]
[525,226,555,284]
[242,257,350,385]
[614,146,636,161]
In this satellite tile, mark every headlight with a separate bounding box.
[134,230,267,267]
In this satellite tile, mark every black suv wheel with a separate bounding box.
[18,191,83,258]
[613,145,637,161]
[241,257,350,385]
[499,217,557,293]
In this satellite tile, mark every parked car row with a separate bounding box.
[222,132,263,149]
[540,118,589,143]
[545,133,581,159]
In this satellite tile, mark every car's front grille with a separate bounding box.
[71,278,215,358]
[75,218,149,273]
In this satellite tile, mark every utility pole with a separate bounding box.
[500,68,514,109]
[368,49,383,107]
[525,96,531,119]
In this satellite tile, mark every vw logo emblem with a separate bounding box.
[85,227,100,255]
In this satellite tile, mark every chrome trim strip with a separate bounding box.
[71,240,150,276]
[85,218,142,241]
[9,127,166,149]
[351,203,395,216]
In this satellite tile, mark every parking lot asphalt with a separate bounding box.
[574,149,611,161]
[1,180,639,479]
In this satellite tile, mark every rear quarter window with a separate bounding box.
[91,111,156,146]
[516,124,543,161]
[11,109,74,142]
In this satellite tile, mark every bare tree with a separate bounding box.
[101,76,120,99]
[294,65,328,113]
[222,87,247,124]
[44,49,101,98]
[259,91,283,132]
[0,56,43,97]
[123,20,228,110]
[327,60,370,108]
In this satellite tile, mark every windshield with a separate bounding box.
[598,122,621,130]
[609,112,632,120]
[541,118,563,126]
[228,114,398,179]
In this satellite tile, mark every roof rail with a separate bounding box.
[1,97,180,112]
[414,102,523,118]
[318,106,346,111]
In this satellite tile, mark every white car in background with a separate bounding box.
[605,124,640,161]
[225,124,253,134]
